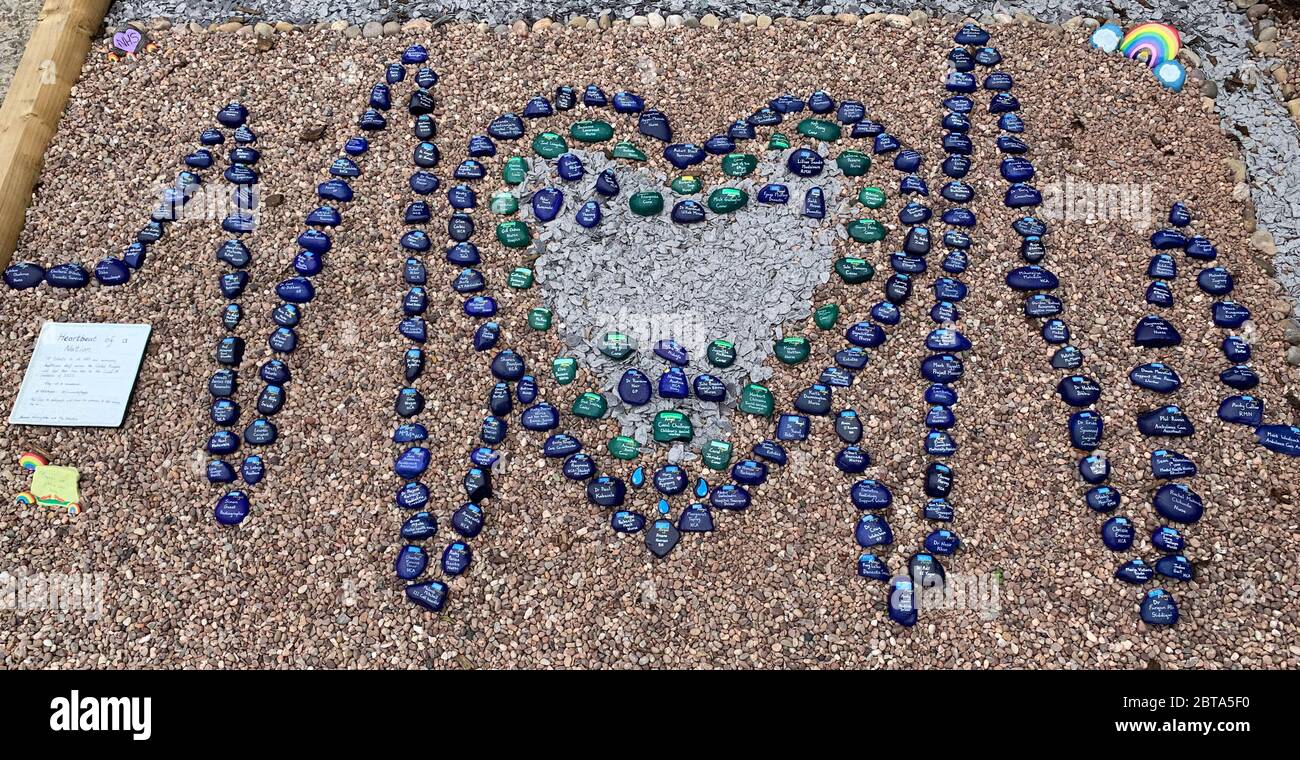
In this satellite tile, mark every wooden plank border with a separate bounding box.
[0,0,112,269]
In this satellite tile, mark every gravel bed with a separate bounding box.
[1,22,1297,668]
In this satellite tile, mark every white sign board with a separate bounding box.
[8,322,152,428]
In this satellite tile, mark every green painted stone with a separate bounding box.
[608,435,640,460]
[773,336,810,365]
[629,191,664,216]
[597,332,636,360]
[527,307,552,330]
[496,220,532,248]
[706,339,736,368]
[835,257,876,284]
[611,140,646,161]
[797,118,841,142]
[508,267,534,289]
[532,131,567,159]
[846,218,885,244]
[738,383,774,417]
[706,188,748,214]
[837,150,871,176]
[701,440,733,471]
[490,191,519,215]
[768,133,790,150]
[814,303,840,330]
[502,156,528,185]
[858,187,886,209]
[652,411,694,443]
[570,120,615,143]
[552,357,577,384]
[572,391,608,419]
[670,175,702,195]
[721,153,757,177]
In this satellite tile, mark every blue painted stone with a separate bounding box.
[206,430,239,455]
[1079,454,1110,484]
[45,263,89,289]
[93,258,130,286]
[776,414,809,441]
[395,545,428,581]
[207,460,236,484]
[885,274,912,304]
[888,577,917,627]
[587,476,626,508]
[794,384,832,416]
[1001,156,1036,180]
[556,153,585,181]
[899,175,928,195]
[1020,238,1045,263]
[218,272,248,299]
[1223,336,1251,362]
[932,300,961,323]
[317,178,353,202]
[870,302,900,326]
[925,384,958,406]
[835,410,863,444]
[488,113,524,140]
[943,208,977,227]
[242,418,277,446]
[1155,483,1204,524]
[835,347,868,370]
[925,499,954,522]
[487,383,511,416]
[653,339,689,366]
[954,22,990,44]
[854,514,893,548]
[516,375,538,404]
[561,453,596,481]
[803,187,825,219]
[447,184,476,209]
[671,201,706,224]
[463,468,492,502]
[467,135,495,158]
[658,367,689,399]
[463,296,497,317]
[521,403,559,431]
[1155,554,1194,582]
[786,148,824,178]
[1115,558,1153,585]
[1133,315,1180,347]
[613,91,645,113]
[1218,395,1262,425]
[1085,485,1121,513]
[678,504,714,533]
[1058,375,1102,407]
[1127,362,1181,394]
[446,242,479,266]
[1216,363,1258,392]
[1152,526,1186,553]
[610,511,646,533]
[943,112,971,132]
[653,466,687,496]
[731,459,768,487]
[898,201,931,224]
[1041,319,1069,344]
[664,143,705,169]
[479,414,506,446]
[575,200,603,228]
[757,184,790,204]
[1151,449,1197,480]
[925,405,955,429]
[345,136,369,155]
[1197,267,1233,295]
[1212,301,1250,328]
[297,229,331,255]
[210,399,239,426]
[1146,281,1174,308]
[395,387,424,418]
[403,287,429,316]
[1069,410,1104,450]
[208,369,236,397]
[851,120,883,138]
[925,329,971,352]
[847,321,885,348]
[543,433,582,458]
[836,447,870,474]
[699,134,735,156]
[395,424,429,444]
[921,354,963,383]
[943,154,972,179]
[1150,229,1187,250]
[1013,217,1048,237]
[490,350,525,381]
[1100,517,1134,551]
[618,369,652,406]
[1184,236,1217,260]
[753,440,787,466]
[405,580,449,612]
[307,206,342,227]
[1005,183,1041,207]
[989,92,1020,113]
[403,257,427,286]
[984,72,1014,91]
[851,480,892,510]
[637,109,672,142]
[748,107,782,126]
[710,484,750,511]
[214,491,250,525]
[1006,266,1060,293]
[941,181,975,203]
[522,95,553,119]
[441,542,472,576]
[904,226,931,254]
[274,277,314,304]
[820,366,852,388]
[946,71,976,93]
[401,512,438,541]
[259,360,289,384]
[1168,202,1192,227]
[454,159,486,181]
[924,529,960,556]
[873,133,900,153]
[1256,424,1300,456]
[727,119,756,139]
[447,503,484,539]
[532,187,563,222]
[256,385,284,416]
[926,430,958,456]
[594,168,619,196]
[1138,406,1195,437]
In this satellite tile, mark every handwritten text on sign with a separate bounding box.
[8,322,152,428]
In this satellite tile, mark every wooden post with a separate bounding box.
[0,0,112,269]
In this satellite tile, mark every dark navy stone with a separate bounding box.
[803,187,826,219]
[256,385,284,416]
[1133,315,1181,347]
[748,107,782,126]
[617,369,652,406]
[213,490,250,526]
[480,415,506,445]
[1155,483,1204,524]
[645,519,680,558]
[1146,281,1174,308]
[409,172,439,195]
[921,354,964,383]
[446,242,480,266]
[453,159,486,181]
[206,430,239,455]
[924,529,960,556]
[594,168,619,197]
[1115,558,1154,585]
[835,347,868,370]
[1057,375,1102,407]
[942,208,977,227]
[898,201,931,224]
[931,300,961,323]
[870,302,900,326]
[395,545,428,581]
[210,398,240,426]
[854,514,893,548]
[924,463,954,498]
[94,258,130,286]
[942,154,972,179]
[516,375,538,404]
[401,512,438,542]
[946,71,976,93]
[1101,516,1134,551]
[562,453,596,481]
[1127,362,1181,394]
[1184,236,1218,260]
[925,430,958,456]
[345,136,369,155]
[1197,266,1233,295]
[487,383,512,416]
[403,287,429,316]
[1151,449,1197,480]
[1020,238,1045,263]
[664,143,705,169]
[532,187,563,222]
[274,277,314,304]
[543,433,582,458]
[463,467,492,502]
[671,200,706,224]
[925,383,958,406]
[1006,265,1058,291]
[924,499,954,522]
[1052,345,1084,369]
[1085,485,1121,513]
[1223,336,1251,362]
[885,273,912,304]
[835,410,863,443]
[1220,364,1259,391]
[847,321,885,348]
[488,113,524,140]
[1218,395,1263,426]
[452,503,485,538]
[887,577,917,627]
[259,359,289,384]
[658,367,689,399]
[925,405,955,429]
[1212,301,1250,328]
[945,95,973,113]
[448,184,477,210]
[317,178,353,202]
[575,200,603,228]
[794,384,832,416]
[306,206,342,227]
[731,459,768,487]
[943,111,971,132]
[396,481,430,510]
[612,91,645,113]
[1152,526,1186,553]
[1137,406,1195,437]
[521,403,559,431]
[777,413,810,441]
[819,366,852,388]
[1155,554,1194,582]
[1150,229,1187,250]
[463,296,497,317]
[653,466,688,496]
[678,504,714,533]
[638,109,672,142]
[207,460,235,484]
[441,542,472,576]
[787,148,824,177]
[899,175,928,195]
[221,304,241,331]
[215,336,244,366]
[522,95,553,119]
[555,153,586,182]
[836,447,870,474]
[1079,454,1110,484]
[45,263,89,289]
[395,387,424,418]
[404,349,424,381]
[872,133,900,153]
[757,183,790,204]
[395,423,429,444]
[693,374,725,402]
[489,350,525,382]
[242,418,277,446]
[1041,319,1069,344]
[933,279,971,305]
[405,580,449,613]
[940,181,975,203]
[988,92,1020,113]
[850,120,883,138]
[753,440,787,466]
[587,476,626,508]
[403,257,427,285]
[1069,410,1104,450]
[703,133,734,154]
[904,226,931,254]
[611,511,645,533]
[925,328,971,352]
[711,484,750,511]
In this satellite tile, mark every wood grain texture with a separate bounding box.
[0,0,111,267]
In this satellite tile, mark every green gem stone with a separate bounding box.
[721,153,757,177]
[773,336,810,365]
[846,218,885,244]
[570,120,614,143]
[495,220,531,248]
[532,131,567,159]
[814,304,840,330]
[670,175,702,195]
[858,186,886,209]
[508,267,534,289]
[598,332,637,360]
[706,339,736,368]
[611,140,646,160]
[706,187,748,214]
[490,191,519,215]
[836,150,871,177]
[527,307,552,330]
[835,257,876,284]
[797,118,842,142]
[608,435,640,460]
[551,357,577,384]
[701,440,734,471]
[502,156,528,185]
[738,383,774,417]
[629,191,664,216]
[768,133,790,150]
[652,411,694,443]
[572,391,609,419]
